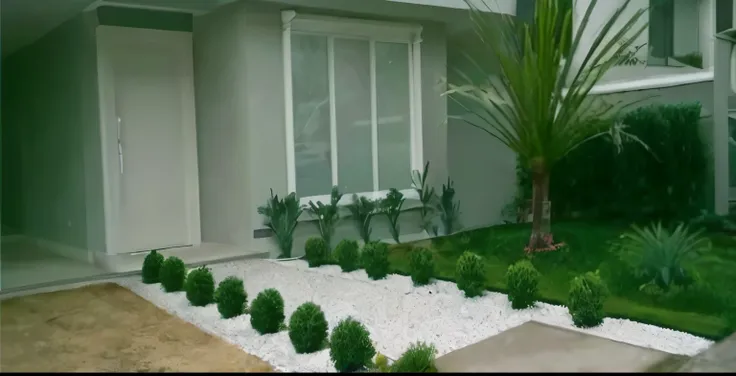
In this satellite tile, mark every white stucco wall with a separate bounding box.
[1,11,104,253]
[194,0,453,257]
[572,0,715,84]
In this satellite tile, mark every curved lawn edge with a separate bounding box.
[387,267,729,341]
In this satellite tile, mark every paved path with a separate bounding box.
[435,321,675,372]
[678,331,736,372]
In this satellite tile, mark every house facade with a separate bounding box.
[0,0,729,284]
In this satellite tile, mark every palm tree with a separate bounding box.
[447,0,651,251]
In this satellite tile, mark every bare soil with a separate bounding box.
[1,283,274,372]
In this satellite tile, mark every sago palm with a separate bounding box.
[447,0,651,250]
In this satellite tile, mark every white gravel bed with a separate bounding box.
[119,259,714,372]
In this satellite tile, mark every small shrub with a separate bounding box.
[288,302,329,354]
[185,266,216,306]
[215,276,247,319]
[505,260,541,309]
[250,288,285,334]
[456,251,485,298]
[568,271,608,328]
[160,256,187,293]
[409,247,435,286]
[391,342,438,373]
[329,317,376,373]
[362,242,390,280]
[334,239,360,272]
[305,237,330,268]
[141,250,164,284]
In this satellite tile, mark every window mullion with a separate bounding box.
[328,36,338,187]
[370,39,379,192]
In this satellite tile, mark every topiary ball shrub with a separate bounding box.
[409,247,435,286]
[185,266,216,307]
[160,256,187,293]
[390,342,438,373]
[361,242,390,280]
[250,288,286,334]
[141,250,164,284]
[305,237,330,267]
[333,239,360,272]
[456,251,486,298]
[215,276,247,319]
[568,271,609,328]
[288,302,329,354]
[329,317,376,373]
[505,260,541,309]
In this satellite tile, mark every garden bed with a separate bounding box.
[387,221,736,340]
[120,258,712,373]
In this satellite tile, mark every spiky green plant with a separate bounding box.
[447,0,652,251]
[306,186,343,249]
[380,189,405,244]
[411,161,439,236]
[257,189,303,258]
[346,194,377,244]
[614,222,710,291]
[437,177,460,236]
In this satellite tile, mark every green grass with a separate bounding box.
[388,221,736,340]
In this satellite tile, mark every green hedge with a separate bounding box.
[519,102,708,222]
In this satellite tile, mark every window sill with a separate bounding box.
[585,70,714,95]
[299,188,420,208]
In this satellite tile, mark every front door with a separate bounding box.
[97,26,200,254]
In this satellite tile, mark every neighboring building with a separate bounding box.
[0,0,728,283]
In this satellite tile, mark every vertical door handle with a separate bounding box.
[117,117,124,174]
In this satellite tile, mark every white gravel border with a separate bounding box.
[119,259,714,372]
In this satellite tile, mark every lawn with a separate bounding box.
[388,221,736,340]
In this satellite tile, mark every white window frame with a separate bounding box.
[281,10,424,207]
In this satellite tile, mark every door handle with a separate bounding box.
[117,117,124,174]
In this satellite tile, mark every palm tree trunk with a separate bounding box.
[528,167,551,251]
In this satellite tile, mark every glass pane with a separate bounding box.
[648,0,702,68]
[334,38,373,194]
[291,34,332,197]
[376,42,412,191]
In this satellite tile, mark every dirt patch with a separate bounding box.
[1,283,274,372]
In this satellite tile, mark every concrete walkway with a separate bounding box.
[435,321,675,372]
[677,331,736,372]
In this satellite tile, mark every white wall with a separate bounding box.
[194,0,451,257]
[1,11,104,253]
[573,0,714,84]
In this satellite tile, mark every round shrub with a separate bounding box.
[185,266,216,306]
[329,317,376,373]
[288,302,329,354]
[568,271,608,328]
[390,342,438,373]
[160,256,187,293]
[505,260,541,309]
[362,242,390,280]
[334,239,360,272]
[456,251,485,298]
[250,288,285,334]
[215,276,248,319]
[141,250,164,284]
[305,237,330,267]
[409,247,435,286]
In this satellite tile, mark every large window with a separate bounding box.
[282,11,424,204]
[648,0,703,68]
